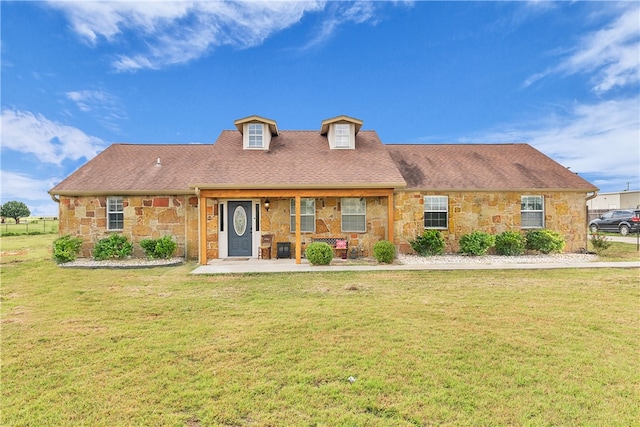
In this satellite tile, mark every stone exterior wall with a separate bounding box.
[59,191,590,261]
[394,191,589,253]
[58,195,199,259]
[256,197,389,258]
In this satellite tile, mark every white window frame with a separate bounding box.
[521,195,544,228]
[290,198,316,233]
[423,196,448,229]
[334,124,351,148]
[341,198,366,232]
[248,123,264,148]
[107,196,124,230]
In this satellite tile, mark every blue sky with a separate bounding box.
[1,1,639,216]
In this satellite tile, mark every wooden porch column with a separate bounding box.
[295,195,302,264]
[387,190,394,245]
[199,194,207,265]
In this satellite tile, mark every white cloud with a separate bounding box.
[47,0,330,71]
[66,90,127,132]
[47,0,398,71]
[526,5,640,93]
[0,170,59,216]
[466,98,640,189]
[1,109,106,165]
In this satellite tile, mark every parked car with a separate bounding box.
[589,209,640,235]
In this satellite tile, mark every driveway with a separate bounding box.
[594,234,640,245]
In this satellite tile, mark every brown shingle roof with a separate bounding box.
[387,143,598,191]
[49,144,216,195]
[49,129,597,196]
[188,130,407,189]
[49,130,408,195]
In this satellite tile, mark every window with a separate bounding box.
[423,196,448,229]
[248,123,263,148]
[341,198,366,232]
[107,197,124,230]
[521,195,544,228]
[334,124,351,148]
[291,198,315,232]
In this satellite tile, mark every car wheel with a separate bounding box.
[619,224,629,235]
[590,224,599,233]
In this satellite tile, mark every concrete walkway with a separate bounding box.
[191,257,640,275]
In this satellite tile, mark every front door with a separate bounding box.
[228,201,252,257]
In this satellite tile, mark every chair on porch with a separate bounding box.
[259,234,274,260]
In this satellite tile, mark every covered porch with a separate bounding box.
[196,188,395,265]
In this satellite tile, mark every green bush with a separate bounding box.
[53,234,83,263]
[373,240,396,263]
[459,231,495,256]
[305,242,333,265]
[409,230,445,256]
[525,229,565,254]
[93,234,133,260]
[495,231,526,256]
[589,233,612,255]
[140,235,177,259]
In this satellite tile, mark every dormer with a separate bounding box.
[234,115,279,150]
[320,115,363,150]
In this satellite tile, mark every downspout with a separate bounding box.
[50,194,60,228]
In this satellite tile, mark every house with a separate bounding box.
[49,115,598,264]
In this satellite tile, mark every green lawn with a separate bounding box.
[0,218,58,236]
[1,235,639,426]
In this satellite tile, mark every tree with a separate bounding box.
[1,201,31,224]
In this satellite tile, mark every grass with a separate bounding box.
[2,235,639,426]
[588,237,640,261]
[0,218,58,236]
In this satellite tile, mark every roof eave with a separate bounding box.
[233,115,279,136]
[48,189,197,197]
[320,115,363,135]
[395,187,599,192]
[190,182,407,190]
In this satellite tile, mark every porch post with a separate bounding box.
[295,195,302,264]
[387,190,394,245]
[199,194,207,265]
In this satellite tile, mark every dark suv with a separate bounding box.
[589,209,640,235]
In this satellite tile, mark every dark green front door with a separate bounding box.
[228,201,252,257]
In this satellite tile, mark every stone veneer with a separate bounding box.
[203,197,389,260]
[58,195,199,259]
[393,191,589,253]
[60,191,589,261]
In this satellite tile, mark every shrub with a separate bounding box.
[459,231,495,256]
[305,242,333,265]
[409,230,445,256]
[53,234,83,263]
[140,235,177,259]
[589,233,612,255]
[373,240,396,263]
[525,229,565,254]
[495,231,526,256]
[93,234,133,260]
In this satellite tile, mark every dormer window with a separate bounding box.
[320,115,363,150]
[334,124,351,148]
[234,116,278,151]
[248,123,264,148]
